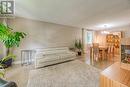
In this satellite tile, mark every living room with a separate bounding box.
[0,0,130,87]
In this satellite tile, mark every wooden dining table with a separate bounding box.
[99,46,108,60]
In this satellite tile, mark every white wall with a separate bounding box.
[6,17,82,61]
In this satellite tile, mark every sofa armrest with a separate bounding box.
[0,78,17,87]
[67,51,76,55]
[2,82,17,87]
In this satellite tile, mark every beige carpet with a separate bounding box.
[27,60,101,87]
[6,65,34,87]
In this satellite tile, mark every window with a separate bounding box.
[85,31,93,44]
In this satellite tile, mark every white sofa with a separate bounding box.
[35,47,76,68]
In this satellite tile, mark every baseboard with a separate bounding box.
[13,59,35,65]
[13,61,21,64]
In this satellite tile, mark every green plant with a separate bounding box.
[0,54,16,64]
[0,23,26,55]
[74,39,83,51]
[0,54,16,78]
[0,23,26,67]
[0,66,5,78]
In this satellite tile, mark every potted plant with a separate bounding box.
[74,39,83,55]
[0,54,16,78]
[0,23,26,67]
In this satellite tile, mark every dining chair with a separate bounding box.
[107,43,115,61]
[92,43,100,61]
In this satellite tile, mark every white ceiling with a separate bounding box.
[15,0,130,30]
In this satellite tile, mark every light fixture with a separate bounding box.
[97,24,113,29]
[101,31,110,34]
[101,25,110,34]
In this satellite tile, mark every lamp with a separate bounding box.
[101,25,110,34]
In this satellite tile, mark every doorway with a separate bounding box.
[84,30,94,54]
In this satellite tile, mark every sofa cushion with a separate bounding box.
[43,50,68,55]
[36,50,69,58]
[37,52,76,63]
[37,54,60,62]
[58,53,76,59]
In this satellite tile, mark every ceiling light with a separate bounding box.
[101,31,110,34]
[97,24,113,29]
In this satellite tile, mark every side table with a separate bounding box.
[21,50,36,66]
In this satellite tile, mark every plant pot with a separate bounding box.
[78,52,82,56]
[2,58,12,68]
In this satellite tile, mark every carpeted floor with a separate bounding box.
[6,65,33,87]
[27,60,101,87]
